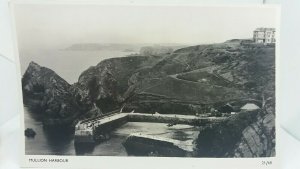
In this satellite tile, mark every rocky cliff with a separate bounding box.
[22,40,275,157]
[195,110,258,157]
[195,106,275,157]
[22,62,101,127]
[232,97,275,157]
[75,55,164,112]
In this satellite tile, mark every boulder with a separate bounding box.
[25,128,36,138]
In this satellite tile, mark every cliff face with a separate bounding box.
[22,56,164,126]
[76,55,164,112]
[195,105,275,158]
[232,97,276,157]
[232,113,275,157]
[22,62,101,127]
[22,62,79,126]
[195,95,275,157]
[22,40,275,157]
[196,110,259,157]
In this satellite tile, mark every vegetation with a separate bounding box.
[196,111,258,157]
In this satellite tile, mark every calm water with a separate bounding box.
[25,107,200,156]
[22,47,200,156]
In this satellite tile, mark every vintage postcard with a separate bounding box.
[12,2,280,169]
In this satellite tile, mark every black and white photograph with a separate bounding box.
[15,4,278,159]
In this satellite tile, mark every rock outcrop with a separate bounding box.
[232,97,276,157]
[232,113,275,157]
[25,128,36,138]
[195,110,259,157]
[195,98,275,157]
[22,40,275,157]
[22,62,101,127]
[22,62,79,127]
[76,55,164,112]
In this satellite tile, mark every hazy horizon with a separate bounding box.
[14,5,278,51]
[14,4,278,83]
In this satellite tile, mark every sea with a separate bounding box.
[19,47,137,84]
[22,47,198,156]
[24,107,199,156]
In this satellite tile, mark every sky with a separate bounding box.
[14,4,279,50]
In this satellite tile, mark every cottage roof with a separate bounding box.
[241,103,260,110]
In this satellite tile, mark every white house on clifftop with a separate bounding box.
[253,28,276,44]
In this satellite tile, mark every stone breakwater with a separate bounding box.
[74,112,227,156]
[75,113,227,143]
[127,113,227,126]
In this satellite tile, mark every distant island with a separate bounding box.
[64,43,140,51]
[64,43,187,57]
